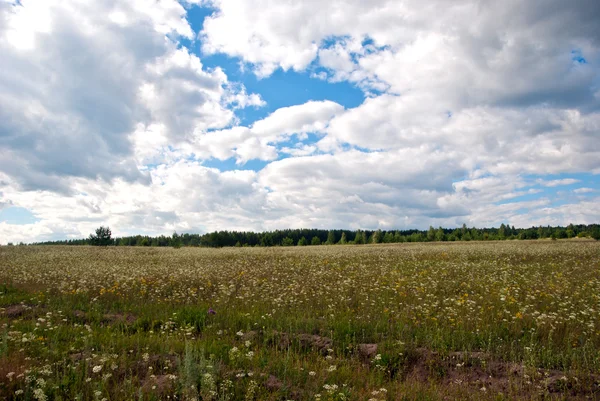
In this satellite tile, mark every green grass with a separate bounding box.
[1,241,599,400]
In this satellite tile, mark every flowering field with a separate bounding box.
[1,241,600,400]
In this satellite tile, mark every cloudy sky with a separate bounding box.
[0,0,599,243]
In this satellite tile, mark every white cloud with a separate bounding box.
[0,0,262,191]
[538,178,580,187]
[1,0,600,243]
[192,100,343,163]
[201,1,600,106]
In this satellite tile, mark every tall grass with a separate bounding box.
[1,241,599,400]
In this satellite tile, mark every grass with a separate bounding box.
[0,241,599,400]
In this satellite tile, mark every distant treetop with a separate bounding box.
[30,223,600,247]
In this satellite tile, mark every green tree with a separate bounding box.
[566,223,575,238]
[338,232,347,245]
[297,237,308,246]
[172,232,182,248]
[325,230,336,245]
[499,223,507,240]
[435,227,446,241]
[282,237,294,246]
[409,232,424,242]
[372,229,383,244]
[354,230,364,244]
[89,226,112,246]
[461,223,468,238]
[311,236,321,246]
[427,226,436,241]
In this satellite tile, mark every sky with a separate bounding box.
[0,0,599,244]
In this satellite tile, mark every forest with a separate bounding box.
[30,223,600,247]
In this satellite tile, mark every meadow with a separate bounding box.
[1,241,599,400]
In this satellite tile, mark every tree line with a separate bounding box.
[28,223,600,247]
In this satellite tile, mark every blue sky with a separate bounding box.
[0,0,599,243]
[0,207,39,225]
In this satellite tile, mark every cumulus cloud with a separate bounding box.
[202,0,600,105]
[0,0,262,192]
[1,0,600,243]
[192,100,343,163]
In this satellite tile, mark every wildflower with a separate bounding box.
[229,347,240,360]
[15,389,24,396]
[6,372,15,381]
[323,384,338,394]
[33,388,47,401]
[327,365,337,372]
[142,353,150,362]
[309,371,316,376]
[245,380,257,401]
[92,365,102,373]
[40,366,52,376]
[208,307,216,315]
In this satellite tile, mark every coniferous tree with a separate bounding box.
[499,223,507,239]
[89,226,112,246]
[435,227,445,241]
[326,230,336,245]
[427,226,436,241]
[172,232,182,248]
[566,224,575,238]
[339,232,347,245]
[354,230,364,244]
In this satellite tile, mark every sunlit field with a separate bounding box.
[1,241,600,400]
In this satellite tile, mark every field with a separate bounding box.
[1,241,600,400]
